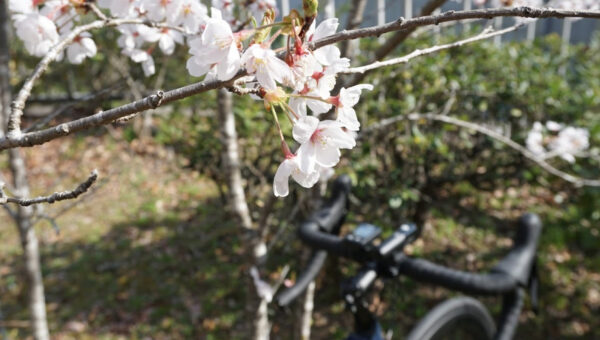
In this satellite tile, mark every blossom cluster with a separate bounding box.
[181,4,373,197]
[526,121,590,163]
[8,0,371,197]
[9,0,96,63]
[7,0,276,74]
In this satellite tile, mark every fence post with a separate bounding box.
[324,0,335,19]
[405,0,413,20]
[463,0,472,31]
[281,0,289,17]
[561,18,573,56]
[433,8,442,40]
[377,0,386,43]
[494,16,503,46]
[527,19,537,42]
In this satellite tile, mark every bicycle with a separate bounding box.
[276,175,541,340]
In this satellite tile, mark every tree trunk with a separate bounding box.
[217,89,253,230]
[299,281,315,340]
[12,190,50,340]
[216,89,270,340]
[0,2,50,339]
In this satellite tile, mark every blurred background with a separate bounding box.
[1,0,599,339]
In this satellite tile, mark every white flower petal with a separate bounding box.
[313,18,339,41]
[297,142,317,174]
[315,145,340,168]
[187,57,210,77]
[293,116,319,144]
[274,159,294,197]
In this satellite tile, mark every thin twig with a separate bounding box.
[0,170,99,206]
[342,24,524,74]
[361,112,600,187]
[7,18,185,137]
[86,3,108,21]
[24,82,125,132]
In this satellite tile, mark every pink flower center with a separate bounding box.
[312,71,324,82]
[328,95,341,107]
[281,141,295,159]
[299,84,310,95]
[310,129,324,144]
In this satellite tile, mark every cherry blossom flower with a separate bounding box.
[9,0,39,14]
[293,116,356,173]
[41,0,77,34]
[549,126,589,163]
[97,0,139,18]
[241,44,293,90]
[170,0,208,33]
[156,28,184,55]
[13,13,59,57]
[306,18,342,67]
[65,32,97,64]
[186,8,241,81]
[124,49,156,76]
[306,61,348,95]
[329,84,373,131]
[546,121,563,132]
[526,122,545,157]
[273,150,320,197]
[145,0,177,22]
[211,0,235,24]
[289,53,322,91]
[288,89,331,117]
[117,24,147,52]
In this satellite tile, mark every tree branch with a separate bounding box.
[309,6,600,50]
[24,82,125,132]
[3,6,600,150]
[372,0,447,62]
[0,170,99,206]
[0,72,246,150]
[6,18,185,138]
[342,24,524,74]
[338,0,447,90]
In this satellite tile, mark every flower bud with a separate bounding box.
[263,87,288,110]
[303,0,319,18]
[281,9,303,36]
[262,8,276,25]
[254,8,276,43]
